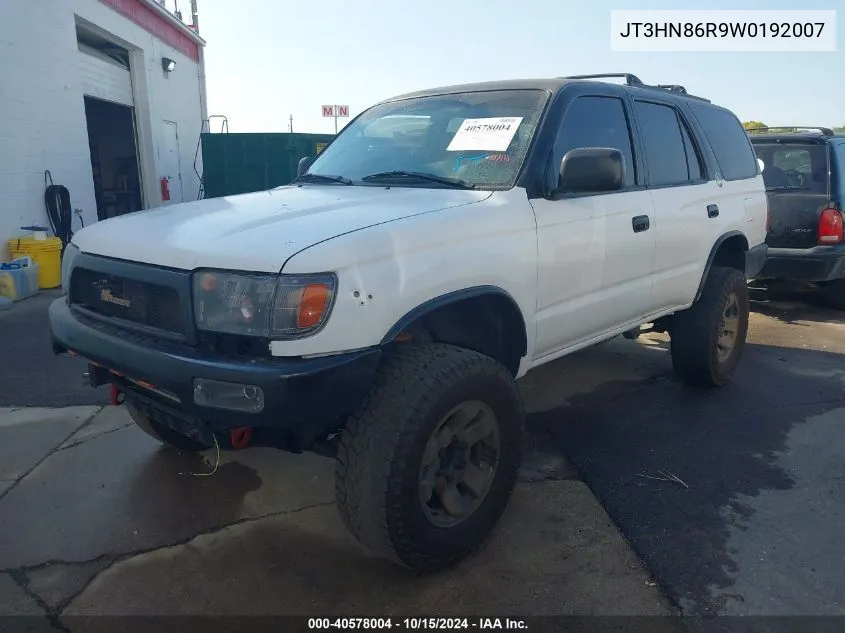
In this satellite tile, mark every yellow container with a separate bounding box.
[7,236,63,289]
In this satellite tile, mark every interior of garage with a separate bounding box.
[76,20,144,221]
[83,96,143,220]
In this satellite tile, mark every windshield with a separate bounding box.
[304,89,549,190]
[752,142,829,194]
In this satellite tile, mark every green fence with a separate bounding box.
[199,132,335,199]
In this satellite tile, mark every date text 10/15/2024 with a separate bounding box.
[307,618,528,630]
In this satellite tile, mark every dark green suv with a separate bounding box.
[750,127,845,309]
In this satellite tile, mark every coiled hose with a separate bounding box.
[44,170,74,255]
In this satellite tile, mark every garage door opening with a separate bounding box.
[84,96,144,221]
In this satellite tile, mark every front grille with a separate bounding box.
[70,268,184,334]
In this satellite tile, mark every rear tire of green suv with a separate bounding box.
[670,266,750,387]
[820,280,845,311]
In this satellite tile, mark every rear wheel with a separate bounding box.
[820,279,845,311]
[126,402,211,453]
[335,343,524,572]
[670,266,750,387]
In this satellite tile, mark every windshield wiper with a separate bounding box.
[361,171,476,189]
[293,173,353,185]
[766,185,810,192]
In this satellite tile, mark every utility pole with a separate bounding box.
[289,114,294,134]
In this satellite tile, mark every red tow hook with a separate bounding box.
[109,384,125,406]
[230,427,253,449]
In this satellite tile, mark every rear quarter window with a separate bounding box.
[690,104,759,181]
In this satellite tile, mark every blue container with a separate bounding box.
[0,258,40,301]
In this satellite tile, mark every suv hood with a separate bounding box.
[72,186,492,272]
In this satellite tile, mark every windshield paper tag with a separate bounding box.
[446,117,524,152]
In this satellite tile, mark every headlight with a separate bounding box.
[61,243,80,295]
[192,270,336,338]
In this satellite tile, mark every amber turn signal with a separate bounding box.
[297,283,330,329]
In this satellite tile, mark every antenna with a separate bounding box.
[190,0,199,32]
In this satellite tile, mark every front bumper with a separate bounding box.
[756,244,845,282]
[49,298,382,450]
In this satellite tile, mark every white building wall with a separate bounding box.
[0,0,206,259]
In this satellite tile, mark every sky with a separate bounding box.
[194,0,843,135]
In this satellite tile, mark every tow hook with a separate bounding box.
[109,383,125,406]
[230,427,253,449]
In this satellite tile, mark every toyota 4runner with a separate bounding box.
[50,73,768,572]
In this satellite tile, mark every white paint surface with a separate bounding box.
[0,0,206,258]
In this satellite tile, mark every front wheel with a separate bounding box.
[670,266,750,387]
[335,343,524,572]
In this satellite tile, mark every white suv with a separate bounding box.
[50,73,768,572]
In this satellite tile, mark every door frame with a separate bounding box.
[74,17,158,212]
[160,119,184,204]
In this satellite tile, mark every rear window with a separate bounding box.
[752,142,829,194]
[690,104,759,181]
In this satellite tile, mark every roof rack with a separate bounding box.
[747,126,834,137]
[565,73,645,86]
[562,73,711,102]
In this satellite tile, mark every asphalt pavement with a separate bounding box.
[0,288,843,625]
[534,302,845,615]
[0,290,108,407]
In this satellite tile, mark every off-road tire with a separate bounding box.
[335,343,524,572]
[126,402,211,453]
[670,266,750,387]
[820,280,845,311]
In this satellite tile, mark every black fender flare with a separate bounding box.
[693,231,749,303]
[379,285,528,357]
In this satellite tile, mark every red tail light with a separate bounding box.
[818,208,843,245]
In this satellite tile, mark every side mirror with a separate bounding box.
[297,156,313,177]
[558,148,625,194]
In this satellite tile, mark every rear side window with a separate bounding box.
[691,104,759,181]
[553,96,637,187]
[752,142,829,194]
[633,101,699,186]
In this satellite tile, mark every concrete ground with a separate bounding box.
[0,289,843,628]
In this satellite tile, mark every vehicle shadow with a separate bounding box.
[749,283,845,326]
[526,340,845,615]
[124,448,265,543]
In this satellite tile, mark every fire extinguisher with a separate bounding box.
[160,177,170,202]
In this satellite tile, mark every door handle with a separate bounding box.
[632,215,650,233]
[707,204,720,218]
